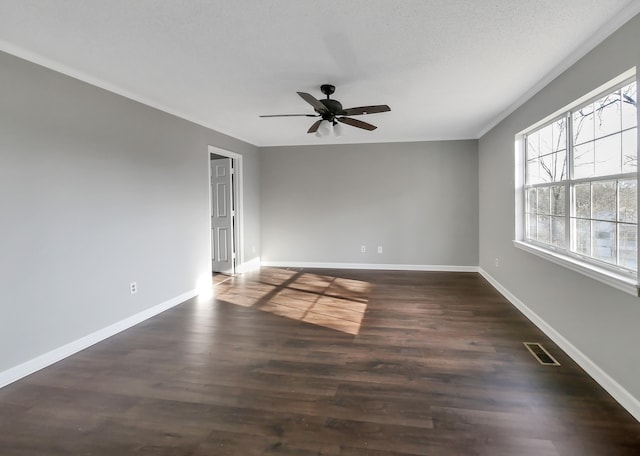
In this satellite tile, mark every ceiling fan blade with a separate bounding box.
[297,92,329,113]
[340,105,391,116]
[307,119,323,134]
[259,114,318,117]
[337,117,377,131]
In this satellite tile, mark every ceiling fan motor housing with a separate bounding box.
[319,99,343,120]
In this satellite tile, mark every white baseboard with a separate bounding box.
[479,268,640,423]
[0,289,198,389]
[261,261,479,273]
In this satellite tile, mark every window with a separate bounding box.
[518,73,638,293]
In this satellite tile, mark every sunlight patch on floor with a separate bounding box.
[214,269,371,335]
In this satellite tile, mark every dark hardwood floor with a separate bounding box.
[1,268,639,455]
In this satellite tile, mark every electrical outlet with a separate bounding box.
[130,282,138,295]
[377,246,383,253]
[360,245,366,253]
[495,258,500,268]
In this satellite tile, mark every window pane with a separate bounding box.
[526,159,541,185]
[540,150,566,182]
[592,220,616,263]
[527,213,537,239]
[552,118,567,152]
[537,187,550,215]
[526,188,537,214]
[551,185,565,215]
[574,183,590,219]
[552,216,566,248]
[526,132,539,160]
[539,155,552,184]
[573,142,594,179]
[622,128,637,173]
[592,181,616,221]
[621,81,637,130]
[572,218,591,256]
[594,91,621,139]
[574,104,594,145]
[537,215,550,243]
[618,179,637,223]
[594,133,621,176]
[618,223,637,270]
[539,124,553,156]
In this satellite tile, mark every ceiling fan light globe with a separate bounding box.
[333,122,343,137]
[317,120,331,137]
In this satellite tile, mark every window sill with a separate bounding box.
[513,240,639,296]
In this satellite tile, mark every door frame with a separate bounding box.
[208,145,243,275]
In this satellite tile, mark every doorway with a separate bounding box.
[209,146,243,276]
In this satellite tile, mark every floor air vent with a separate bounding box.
[523,342,560,366]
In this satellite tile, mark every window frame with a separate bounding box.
[515,69,639,296]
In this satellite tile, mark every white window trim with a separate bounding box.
[514,68,639,296]
[513,240,639,296]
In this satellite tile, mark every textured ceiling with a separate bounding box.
[0,1,639,147]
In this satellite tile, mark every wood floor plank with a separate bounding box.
[1,267,639,455]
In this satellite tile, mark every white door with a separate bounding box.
[211,157,235,274]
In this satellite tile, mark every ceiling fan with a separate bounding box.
[260,84,391,134]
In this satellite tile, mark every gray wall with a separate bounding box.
[260,141,478,267]
[0,51,260,373]
[479,14,640,401]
